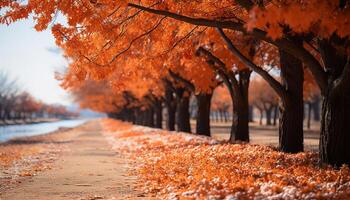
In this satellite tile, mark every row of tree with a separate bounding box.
[0,71,77,123]
[173,81,321,128]
[1,0,349,166]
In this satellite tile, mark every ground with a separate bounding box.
[1,119,348,200]
[0,121,145,200]
[209,121,320,151]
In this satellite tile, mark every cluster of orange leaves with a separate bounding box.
[102,119,350,199]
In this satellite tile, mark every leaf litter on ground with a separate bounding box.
[102,119,350,200]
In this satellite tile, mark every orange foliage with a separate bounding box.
[249,77,279,109]
[211,85,232,112]
[102,119,350,199]
[246,1,350,40]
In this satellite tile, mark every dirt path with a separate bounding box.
[1,121,145,200]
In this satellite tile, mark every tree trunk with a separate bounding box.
[279,46,304,153]
[146,108,155,127]
[165,88,176,131]
[307,102,312,129]
[312,95,320,121]
[195,93,212,136]
[265,106,273,125]
[219,111,223,122]
[154,100,162,129]
[258,108,263,125]
[176,89,191,133]
[320,90,350,167]
[135,109,142,125]
[273,105,278,126]
[229,70,250,142]
[224,111,228,122]
[319,39,350,166]
[230,101,249,142]
[248,105,254,122]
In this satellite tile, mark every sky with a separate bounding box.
[0,18,71,105]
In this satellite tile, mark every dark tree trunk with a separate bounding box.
[258,108,263,125]
[229,70,250,142]
[139,111,145,125]
[154,100,163,129]
[248,105,254,122]
[319,39,350,166]
[232,99,250,142]
[265,106,273,125]
[273,104,278,126]
[135,109,142,125]
[146,108,155,127]
[312,95,321,121]
[165,88,176,131]
[219,111,224,122]
[307,102,312,129]
[320,90,350,167]
[224,111,228,122]
[279,46,304,153]
[195,93,212,136]
[176,89,191,133]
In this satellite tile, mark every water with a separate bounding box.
[0,119,88,142]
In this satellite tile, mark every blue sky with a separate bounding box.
[0,18,71,105]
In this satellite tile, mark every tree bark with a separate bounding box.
[195,93,212,136]
[195,46,250,142]
[176,89,191,133]
[224,111,228,122]
[312,95,320,121]
[258,108,263,125]
[320,90,350,166]
[154,100,163,129]
[145,108,155,127]
[319,39,350,166]
[219,111,224,122]
[249,105,254,122]
[273,104,278,126]
[307,102,312,129]
[265,106,273,125]
[165,87,176,131]
[279,47,304,153]
[229,70,250,142]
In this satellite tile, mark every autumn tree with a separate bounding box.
[126,0,350,165]
[2,0,350,165]
[250,77,279,126]
[211,85,232,122]
[304,69,321,129]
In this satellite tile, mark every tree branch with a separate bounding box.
[217,28,288,100]
[196,47,240,101]
[168,70,195,92]
[234,0,255,10]
[128,3,328,92]
[108,16,166,64]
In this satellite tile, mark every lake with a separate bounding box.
[0,119,88,142]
